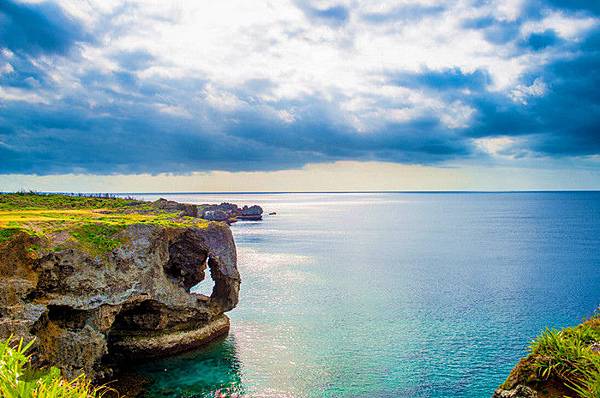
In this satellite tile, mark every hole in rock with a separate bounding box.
[164,234,214,295]
[47,305,89,329]
[190,255,215,298]
[111,300,165,331]
[104,300,168,365]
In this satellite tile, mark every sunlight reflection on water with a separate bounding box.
[135,192,600,398]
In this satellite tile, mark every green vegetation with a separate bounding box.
[569,369,600,398]
[70,224,127,256]
[0,337,108,398]
[0,191,145,211]
[0,192,209,256]
[530,317,600,398]
[503,313,600,398]
[0,228,21,244]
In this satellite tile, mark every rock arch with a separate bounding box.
[0,222,241,380]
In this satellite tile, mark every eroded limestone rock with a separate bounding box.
[492,385,538,398]
[238,205,263,221]
[0,222,240,381]
[153,198,198,217]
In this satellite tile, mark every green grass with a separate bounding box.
[569,369,600,398]
[0,228,21,244]
[0,337,109,398]
[0,192,145,211]
[70,224,127,256]
[528,316,600,398]
[0,192,209,256]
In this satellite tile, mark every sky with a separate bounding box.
[0,0,599,192]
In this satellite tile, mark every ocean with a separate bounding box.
[131,192,600,398]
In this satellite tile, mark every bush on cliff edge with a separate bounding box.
[530,320,600,397]
[501,312,600,398]
[0,338,108,398]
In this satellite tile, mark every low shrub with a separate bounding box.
[529,319,600,398]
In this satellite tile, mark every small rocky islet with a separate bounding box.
[0,193,266,392]
[153,197,264,222]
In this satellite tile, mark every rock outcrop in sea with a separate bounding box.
[0,212,240,381]
[153,199,264,222]
[153,198,263,224]
[198,202,264,222]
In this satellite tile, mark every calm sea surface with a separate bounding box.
[131,192,600,398]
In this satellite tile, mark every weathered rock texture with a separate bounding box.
[493,384,538,398]
[199,202,264,222]
[238,205,264,221]
[492,357,572,398]
[0,223,240,381]
[153,198,264,222]
[153,198,199,217]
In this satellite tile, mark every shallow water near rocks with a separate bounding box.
[132,192,600,398]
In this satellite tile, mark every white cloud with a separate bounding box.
[521,11,598,40]
[511,77,547,104]
[0,86,50,104]
[277,110,296,123]
[0,63,14,75]
[439,101,475,129]
[40,0,569,132]
[203,84,246,111]
[155,103,192,118]
[0,49,14,59]
[474,136,517,157]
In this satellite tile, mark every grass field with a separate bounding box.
[0,192,208,255]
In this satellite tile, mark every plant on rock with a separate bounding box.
[0,338,108,398]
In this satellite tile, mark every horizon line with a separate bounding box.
[10,189,600,195]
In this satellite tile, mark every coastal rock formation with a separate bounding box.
[492,385,538,398]
[0,222,240,381]
[153,198,199,217]
[239,205,263,221]
[154,198,264,223]
[203,209,229,222]
[199,202,264,222]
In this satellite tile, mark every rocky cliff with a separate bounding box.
[0,194,241,382]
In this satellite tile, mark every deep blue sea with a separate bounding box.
[132,192,600,398]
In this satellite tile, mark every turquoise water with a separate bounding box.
[133,192,600,398]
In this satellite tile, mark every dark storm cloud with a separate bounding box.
[461,29,600,156]
[0,0,90,92]
[383,28,600,158]
[520,30,561,51]
[0,0,89,56]
[529,0,600,16]
[0,83,472,174]
[462,16,522,44]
